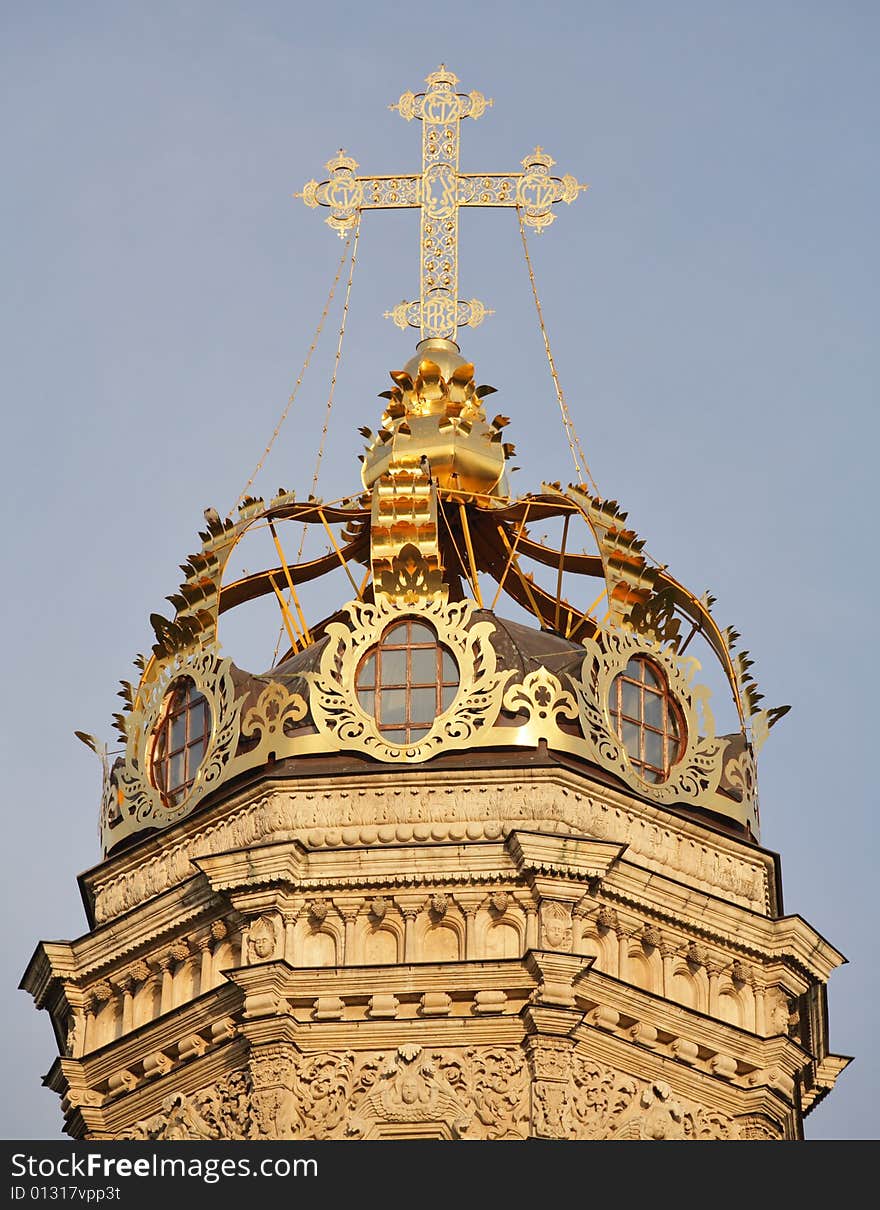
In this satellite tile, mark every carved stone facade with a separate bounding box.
[24,757,847,1140]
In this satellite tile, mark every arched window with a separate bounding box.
[609,657,684,784]
[355,619,458,744]
[151,677,211,806]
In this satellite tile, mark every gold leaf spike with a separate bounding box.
[476,384,497,397]
[492,414,511,428]
[449,363,475,386]
[390,370,414,391]
[358,425,373,438]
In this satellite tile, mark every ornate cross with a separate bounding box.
[299,65,585,344]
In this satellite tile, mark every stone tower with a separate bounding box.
[22,68,849,1142]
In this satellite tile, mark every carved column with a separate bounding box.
[707,962,722,1017]
[616,927,630,981]
[571,903,589,952]
[754,977,767,1035]
[523,991,582,1141]
[197,937,213,995]
[118,976,134,1035]
[207,919,228,990]
[248,1045,298,1140]
[396,896,422,962]
[81,996,96,1055]
[455,892,483,959]
[527,1035,574,1139]
[157,955,173,1015]
[660,941,676,998]
[335,899,362,965]
[92,981,114,1048]
[283,912,297,964]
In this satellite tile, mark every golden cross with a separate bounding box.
[298,65,586,344]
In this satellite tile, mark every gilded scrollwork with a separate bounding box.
[724,746,760,832]
[300,67,583,343]
[571,628,729,807]
[305,594,512,764]
[104,600,750,851]
[115,647,242,828]
[503,668,578,738]
[240,682,308,759]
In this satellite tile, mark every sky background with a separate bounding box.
[2,0,877,1140]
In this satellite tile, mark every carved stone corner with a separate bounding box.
[525,950,583,1007]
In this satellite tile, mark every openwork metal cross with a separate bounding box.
[299,65,585,343]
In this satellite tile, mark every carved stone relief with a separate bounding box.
[249,916,278,961]
[531,1052,743,1141]
[124,1046,529,1141]
[118,1042,772,1141]
[540,901,573,951]
[92,777,770,924]
[121,1071,253,1140]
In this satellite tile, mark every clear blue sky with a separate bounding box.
[2,1,876,1139]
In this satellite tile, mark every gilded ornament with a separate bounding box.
[304,594,512,764]
[571,627,729,808]
[300,67,584,342]
[112,647,242,836]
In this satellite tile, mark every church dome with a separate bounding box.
[31,64,848,1150]
[88,65,787,861]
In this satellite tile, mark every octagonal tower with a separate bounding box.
[22,67,849,1142]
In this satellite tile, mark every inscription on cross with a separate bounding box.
[298,65,586,344]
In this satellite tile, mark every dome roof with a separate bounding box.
[87,67,787,859]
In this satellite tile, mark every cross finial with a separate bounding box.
[299,68,586,343]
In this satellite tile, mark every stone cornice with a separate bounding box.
[20,943,75,1007]
[24,877,222,996]
[506,831,626,882]
[28,829,840,1004]
[81,764,777,925]
[594,867,846,982]
[224,956,536,1005]
[572,969,811,1104]
[74,982,242,1089]
[569,1027,797,1124]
